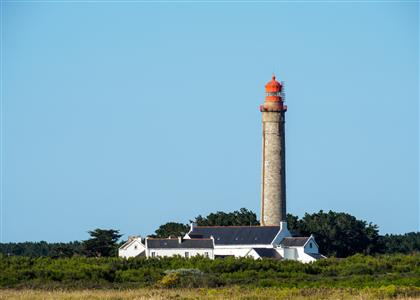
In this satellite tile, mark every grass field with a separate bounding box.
[1,287,420,300]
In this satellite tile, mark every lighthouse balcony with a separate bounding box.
[260,105,287,112]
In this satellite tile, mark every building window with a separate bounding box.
[151,252,155,257]
[185,252,189,258]
[309,243,313,248]
[204,252,209,258]
[134,245,138,250]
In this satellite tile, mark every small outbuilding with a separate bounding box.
[279,235,325,263]
[118,236,146,258]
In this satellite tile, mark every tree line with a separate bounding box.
[153,208,420,257]
[0,229,121,258]
[1,208,419,258]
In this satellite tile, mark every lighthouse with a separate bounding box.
[260,75,287,226]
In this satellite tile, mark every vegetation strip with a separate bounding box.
[1,254,419,290]
[1,287,420,300]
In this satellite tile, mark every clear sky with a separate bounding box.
[2,1,418,242]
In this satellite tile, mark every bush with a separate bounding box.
[0,254,419,290]
[158,268,220,288]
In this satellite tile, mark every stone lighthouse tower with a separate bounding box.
[260,75,287,226]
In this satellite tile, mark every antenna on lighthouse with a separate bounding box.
[281,81,286,102]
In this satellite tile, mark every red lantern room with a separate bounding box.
[261,74,287,112]
[265,75,282,102]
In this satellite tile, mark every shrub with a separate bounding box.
[158,268,220,288]
[0,254,419,290]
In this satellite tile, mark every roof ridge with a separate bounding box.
[119,239,135,250]
[195,225,279,228]
[147,238,213,241]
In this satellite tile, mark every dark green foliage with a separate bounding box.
[286,214,300,233]
[83,229,122,257]
[153,222,189,238]
[0,241,83,258]
[287,210,382,257]
[380,232,420,254]
[193,208,259,226]
[0,254,419,289]
[1,210,419,259]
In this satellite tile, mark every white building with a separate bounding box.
[184,222,288,258]
[184,222,325,262]
[279,235,324,263]
[119,222,325,262]
[145,237,214,259]
[118,236,145,258]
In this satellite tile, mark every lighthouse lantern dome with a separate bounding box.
[265,75,282,93]
[264,74,284,104]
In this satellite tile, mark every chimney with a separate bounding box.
[128,235,141,242]
[275,221,291,244]
[279,221,288,232]
[190,222,196,232]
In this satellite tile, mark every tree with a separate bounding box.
[286,213,300,234]
[83,229,122,257]
[193,208,259,226]
[287,210,381,257]
[50,242,83,258]
[380,232,420,254]
[0,241,83,258]
[154,222,190,238]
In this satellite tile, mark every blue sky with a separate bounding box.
[2,1,418,242]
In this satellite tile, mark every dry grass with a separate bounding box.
[1,287,420,300]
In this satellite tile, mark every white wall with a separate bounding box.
[296,247,317,263]
[272,222,291,246]
[304,238,319,254]
[213,244,274,258]
[283,247,297,260]
[146,248,214,259]
[214,247,251,257]
[245,248,282,259]
[119,239,145,259]
[245,249,261,259]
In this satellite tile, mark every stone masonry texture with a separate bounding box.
[261,111,286,225]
